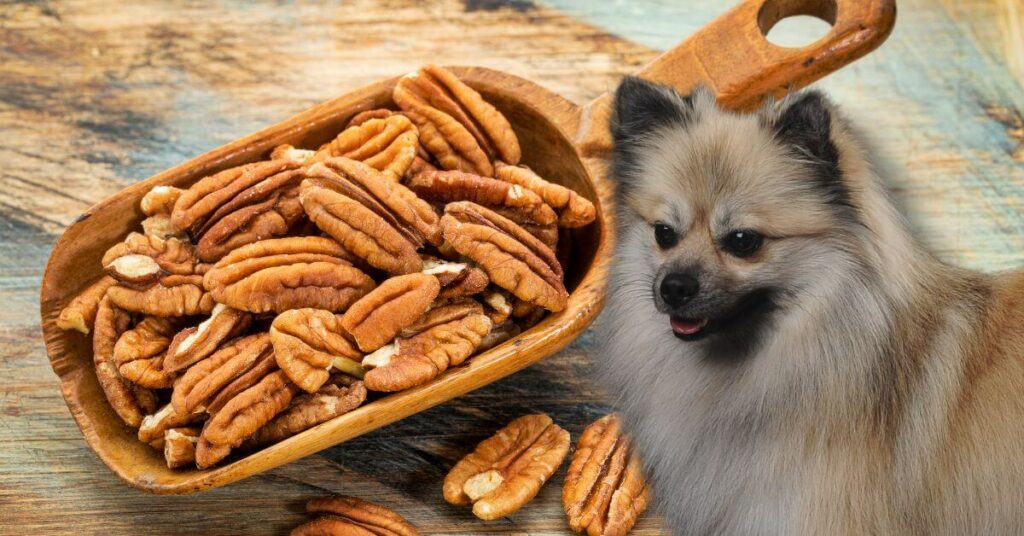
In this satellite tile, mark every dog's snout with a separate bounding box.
[660,273,700,307]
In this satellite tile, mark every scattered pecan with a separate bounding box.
[495,162,596,228]
[164,303,252,373]
[203,236,375,314]
[138,403,203,445]
[441,202,567,312]
[56,276,115,334]
[270,308,364,394]
[102,232,198,285]
[170,159,303,236]
[93,296,158,427]
[163,427,201,469]
[409,170,556,227]
[361,313,491,392]
[196,369,299,468]
[422,258,489,299]
[398,299,484,338]
[563,414,651,536]
[292,495,420,536]
[347,108,395,127]
[341,273,440,352]
[394,65,520,176]
[107,274,215,317]
[300,157,440,273]
[270,144,316,164]
[244,377,366,449]
[443,413,570,520]
[113,316,179,388]
[171,333,275,415]
[312,114,419,181]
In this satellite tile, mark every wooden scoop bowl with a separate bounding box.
[39,0,895,494]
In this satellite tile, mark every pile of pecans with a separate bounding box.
[56,64,596,470]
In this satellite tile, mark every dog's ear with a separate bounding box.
[770,90,846,205]
[611,77,697,192]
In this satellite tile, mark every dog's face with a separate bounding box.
[610,78,860,359]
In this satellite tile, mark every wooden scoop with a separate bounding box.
[39,0,895,494]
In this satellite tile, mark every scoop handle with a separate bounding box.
[576,0,896,155]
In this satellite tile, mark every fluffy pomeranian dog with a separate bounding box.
[596,77,1024,534]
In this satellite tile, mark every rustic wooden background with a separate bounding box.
[2,0,1023,534]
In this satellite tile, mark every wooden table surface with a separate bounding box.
[2,0,1023,534]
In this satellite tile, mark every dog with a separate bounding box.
[595,77,1024,534]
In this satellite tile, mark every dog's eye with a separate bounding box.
[722,230,763,257]
[653,223,679,249]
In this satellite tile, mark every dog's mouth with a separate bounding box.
[670,316,709,340]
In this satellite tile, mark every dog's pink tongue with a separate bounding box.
[671,316,707,336]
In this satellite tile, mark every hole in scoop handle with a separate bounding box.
[575,0,896,155]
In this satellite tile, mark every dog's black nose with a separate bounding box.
[660,273,699,307]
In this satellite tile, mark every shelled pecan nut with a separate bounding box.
[409,170,556,226]
[102,232,199,285]
[440,202,567,312]
[138,403,203,445]
[203,236,375,314]
[398,299,484,338]
[93,296,158,427]
[270,308,364,393]
[170,159,303,235]
[292,495,421,536]
[347,108,395,127]
[244,377,366,449]
[494,162,596,228]
[422,258,489,299]
[140,185,186,239]
[443,413,570,520]
[171,333,274,415]
[300,158,439,274]
[196,369,298,468]
[196,185,306,262]
[113,316,180,388]
[312,114,419,181]
[394,65,520,176]
[341,273,440,352]
[361,313,491,392]
[56,276,115,334]
[164,303,252,373]
[563,414,651,536]
[163,427,200,469]
[107,274,215,317]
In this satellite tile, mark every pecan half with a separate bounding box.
[170,159,303,236]
[244,377,366,449]
[347,108,395,127]
[341,273,440,352]
[171,333,274,415]
[270,308,364,393]
[196,369,299,468]
[443,413,570,520]
[422,258,489,299]
[394,65,520,176]
[164,303,252,373]
[107,274,215,317]
[312,114,419,181]
[196,184,306,262]
[138,403,203,445]
[93,297,158,427]
[292,496,420,536]
[495,162,596,228]
[164,427,200,469]
[140,185,186,239]
[409,170,556,226]
[398,299,484,338]
[441,202,567,312]
[563,414,651,536]
[203,237,375,314]
[57,276,115,334]
[300,158,440,273]
[361,313,491,392]
[113,316,180,388]
[102,232,198,285]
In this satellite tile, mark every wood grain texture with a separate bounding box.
[4,0,1024,534]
